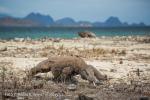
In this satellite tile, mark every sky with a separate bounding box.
[0,0,150,25]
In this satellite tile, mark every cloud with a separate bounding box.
[0,6,10,13]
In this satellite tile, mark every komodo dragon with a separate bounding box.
[28,56,107,84]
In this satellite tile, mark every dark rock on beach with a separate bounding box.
[75,94,95,100]
[78,31,96,38]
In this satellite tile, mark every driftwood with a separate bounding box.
[28,56,107,84]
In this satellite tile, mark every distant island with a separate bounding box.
[0,12,147,27]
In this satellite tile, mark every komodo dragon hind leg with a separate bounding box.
[85,67,99,85]
[51,67,62,82]
[59,66,77,84]
[93,67,107,81]
[80,65,105,85]
[51,66,76,83]
[80,69,97,85]
[87,65,107,85]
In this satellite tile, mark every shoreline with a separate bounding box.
[0,35,150,41]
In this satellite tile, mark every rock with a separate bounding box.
[78,31,96,38]
[139,96,149,100]
[0,46,7,51]
[67,84,77,91]
[54,91,65,99]
[119,60,123,64]
[31,80,44,89]
[2,95,17,100]
[95,80,104,85]
[76,94,94,100]
[110,69,117,72]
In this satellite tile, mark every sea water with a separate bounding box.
[0,27,150,39]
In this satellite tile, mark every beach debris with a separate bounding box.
[2,95,17,100]
[133,68,143,76]
[54,91,65,100]
[110,69,117,72]
[120,49,126,55]
[136,37,150,43]
[7,46,18,50]
[26,37,32,41]
[14,37,25,42]
[119,58,123,64]
[78,31,96,38]
[0,46,7,51]
[32,80,44,89]
[53,38,61,42]
[119,60,123,64]
[27,56,107,85]
[67,84,77,91]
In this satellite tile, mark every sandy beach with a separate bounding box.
[0,36,150,99]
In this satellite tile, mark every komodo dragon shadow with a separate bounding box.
[27,56,107,85]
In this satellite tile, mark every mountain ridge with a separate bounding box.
[0,12,147,27]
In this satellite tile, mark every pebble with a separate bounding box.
[67,84,77,91]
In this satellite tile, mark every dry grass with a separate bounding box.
[0,74,150,99]
[0,42,128,59]
[40,51,49,57]
[0,61,150,100]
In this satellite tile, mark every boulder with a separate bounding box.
[78,31,96,38]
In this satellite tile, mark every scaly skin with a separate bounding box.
[28,56,107,84]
